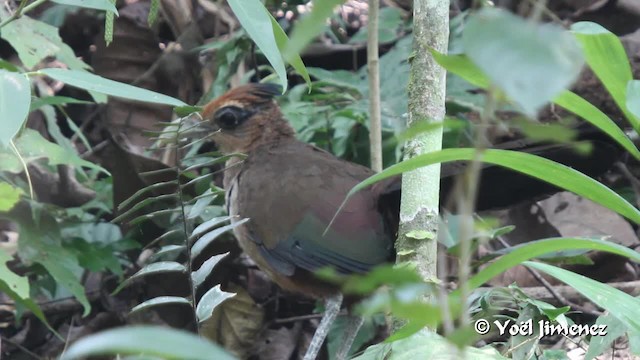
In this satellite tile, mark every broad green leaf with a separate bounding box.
[227,0,288,91]
[0,280,55,337]
[196,285,236,323]
[269,13,311,88]
[38,69,187,107]
[191,252,229,288]
[353,330,506,360]
[0,129,108,174]
[463,8,583,116]
[346,149,640,224]
[0,70,30,147]
[51,0,118,14]
[0,182,22,211]
[525,261,640,332]
[30,95,92,112]
[60,326,235,360]
[626,80,640,120]
[460,238,640,294]
[18,236,92,316]
[191,219,249,259]
[0,15,89,70]
[432,51,640,161]
[430,51,490,88]
[283,0,346,62]
[0,250,29,298]
[572,22,639,130]
[584,313,627,360]
[130,296,191,314]
[554,91,640,160]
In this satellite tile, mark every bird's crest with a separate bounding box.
[203,83,282,118]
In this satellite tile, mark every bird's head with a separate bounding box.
[199,83,295,154]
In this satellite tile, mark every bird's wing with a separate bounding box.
[235,142,394,276]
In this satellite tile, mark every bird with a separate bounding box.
[199,83,398,360]
[197,82,620,359]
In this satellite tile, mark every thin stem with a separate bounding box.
[10,139,34,199]
[456,89,495,326]
[367,0,382,172]
[173,121,200,331]
[0,0,46,29]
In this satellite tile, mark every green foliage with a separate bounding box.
[463,8,584,116]
[282,0,346,61]
[0,69,30,147]
[342,148,640,224]
[0,129,108,173]
[0,181,21,211]
[60,326,235,360]
[51,0,118,14]
[227,0,289,90]
[352,330,506,359]
[526,262,640,332]
[572,22,640,130]
[37,69,187,106]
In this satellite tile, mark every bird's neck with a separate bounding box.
[222,115,296,190]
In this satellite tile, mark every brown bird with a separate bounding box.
[197,83,619,359]
[200,83,397,360]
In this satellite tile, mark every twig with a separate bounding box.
[273,312,346,325]
[0,0,47,29]
[0,334,44,360]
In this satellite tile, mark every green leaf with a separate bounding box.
[38,69,187,107]
[458,238,640,293]
[432,51,640,161]
[525,261,640,333]
[463,8,583,116]
[190,216,232,239]
[227,0,288,91]
[51,0,118,14]
[187,189,217,219]
[113,261,186,294]
[191,252,229,289]
[353,330,506,360]
[30,95,92,112]
[269,13,311,88]
[626,80,640,120]
[571,22,639,130]
[0,70,30,147]
[0,129,108,174]
[191,219,249,259]
[0,250,29,299]
[584,313,627,360]
[554,91,640,160]
[0,15,89,70]
[431,51,490,88]
[60,326,236,360]
[130,296,191,314]
[196,285,236,323]
[0,182,22,211]
[346,149,640,224]
[283,0,346,62]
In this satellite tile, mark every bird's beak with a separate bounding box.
[180,113,220,139]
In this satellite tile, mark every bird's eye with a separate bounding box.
[214,106,249,130]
